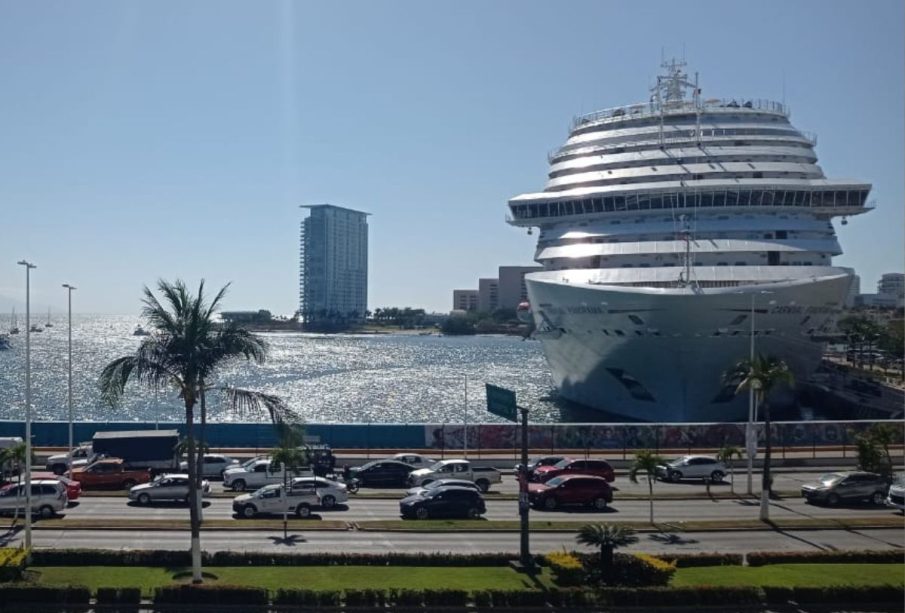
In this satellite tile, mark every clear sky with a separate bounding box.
[0,0,902,315]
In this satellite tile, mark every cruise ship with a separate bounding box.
[508,59,872,422]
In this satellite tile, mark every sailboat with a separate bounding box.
[44,307,53,328]
[9,308,19,335]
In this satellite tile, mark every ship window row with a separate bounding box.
[561,127,809,153]
[548,153,816,179]
[550,137,814,164]
[548,169,819,192]
[554,229,831,246]
[510,189,869,219]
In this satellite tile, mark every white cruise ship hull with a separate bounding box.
[527,271,852,422]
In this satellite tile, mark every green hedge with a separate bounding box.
[273,588,340,607]
[153,585,268,607]
[656,552,744,567]
[763,585,905,605]
[0,585,91,608]
[96,586,141,604]
[32,549,191,567]
[748,549,904,566]
[598,585,763,607]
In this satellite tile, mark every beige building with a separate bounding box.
[452,289,479,311]
[498,266,543,310]
[477,278,499,313]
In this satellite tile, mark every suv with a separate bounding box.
[886,474,905,513]
[529,475,613,511]
[655,456,727,483]
[399,486,486,520]
[533,459,615,483]
[801,471,889,506]
[0,479,67,518]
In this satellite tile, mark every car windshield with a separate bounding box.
[893,474,905,487]
[257,485,281,496]
[818,473,844,484]
[358,461,378,470]
[240,458,259,469]
[552,459,571,469]
[546,477,565,487]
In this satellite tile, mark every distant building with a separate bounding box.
[498,266,543,310]
[845,275,860,308]
[299,204,369,323]
[220,310,272,324]
[878,273,904,307]
[477,278,499,312]
[452,290,478,311]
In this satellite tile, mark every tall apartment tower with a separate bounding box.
[298,204,369,322]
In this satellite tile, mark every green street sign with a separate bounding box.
[486,384,517,422]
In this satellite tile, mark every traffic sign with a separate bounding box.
[486,384,517,422]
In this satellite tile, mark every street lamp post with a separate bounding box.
[17,259,36,560]
[62,284,77,478]
[743,291,774,496]
[463,375,468,458]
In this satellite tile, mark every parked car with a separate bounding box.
[179,454,239,479]
[399,486,486,519]
[232,483,320,518]
[801,471,889,506]
[406,478,481,497]
[886,474,905,513]
[515,456,566,480]
[71,459,152,490]
[129,474,211,505]
[0,479,67,518]
[533,458,615,483]
[528,475,613,511]
[289,476,348,509]
[348,460,415,488]
[30,471,81,501]
[388,453,436,469]
[406,460,502,492]
[223,459,299,492]
[655,456,727,483]
[45,443,97,475]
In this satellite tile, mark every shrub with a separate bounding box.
[0,547,27,582]
[655,552,744,567]
[543,551,584,587]
[598,586,763,607]
[748,549,904,566]
[0,584,91,607]
[423,588,468,606]
[778,585,904,605]
[96,586,141,604]
[390,588,423,607]
[344,588,386,607]
[153,585,267,606]
[32,549,191,567]
[586,552,675,587]
[206,550,514,567]
[472,589,493,608]
[273,588,319,606]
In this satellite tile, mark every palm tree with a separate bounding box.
[629,449,664,525]
[575,523,638,576]
[0,442,28,523]
[99,279,293,583]
[270,423,310,539]
[726,354,794,521]
[717,443,743,494]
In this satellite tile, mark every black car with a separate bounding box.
[515,456,566,480]
[348,460,414,488]
[400,486,486,519]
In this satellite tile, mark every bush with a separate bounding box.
[765,585,905,605]
[0,548,27,582]
[656,552,744,567]
[273,588,319,606]
[598,586,763,607]
[0,585,91,607]
[96,586,141,604]
[390,588,423,607]
[153,585,267,607]
[343,588,386,608]
[543,551,584,587]
[32,549,191,567]
[206,550,514,567]
[422,588,468,606]
[585,552,675,587]
[748,549,904,566]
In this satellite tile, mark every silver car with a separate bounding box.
[289,477,348,509]
[178,454,239,479]
[655,455,728,482]
[0,479,67,518]
[129,474,211,505]
[801,471,888,506]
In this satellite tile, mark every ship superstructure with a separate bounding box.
[508,60,872,422]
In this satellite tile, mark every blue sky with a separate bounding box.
[0,0,902,315]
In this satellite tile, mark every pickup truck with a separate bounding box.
[71,459,152,490]
[232,483,320,519]
[223,459,312,492]
[46,443,97,475]
[406,460,502,492]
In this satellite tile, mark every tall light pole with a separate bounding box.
[744,291,774,496]
[62,284,77,478]
[17,259,36,559]
[463,375,468,458]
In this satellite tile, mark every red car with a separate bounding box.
[528,475,613,510]
[532,458,615,483]
[31,472,81,501]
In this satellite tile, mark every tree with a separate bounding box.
[270,423,310,539]
[0,442,28,523]
[726,354,794,521]
[98,279,292,583]
[854,423,898,480]
[628,449,664,524]
[716,444,743,494]
[575,523,638,576]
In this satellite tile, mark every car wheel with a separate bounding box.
[138,493,151,505]
[826,493,840,506]
[415,507,429,520]
[543,497,557,510]
[296,504,311,518]
[231,480,246,492]
[320,495,336,509]
[710,471,725,482]
[592,497,608,510]
[241,504,257,519]
[122,480,137,490]
[475,479,490,493]
[38,505,54,519]
[466,506,481,519]
[871,491,885,506]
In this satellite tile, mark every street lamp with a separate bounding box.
[16,259,36,560]
[62,284,77,478]
[742,291,774,496]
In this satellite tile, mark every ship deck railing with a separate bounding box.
[572,97,788,130]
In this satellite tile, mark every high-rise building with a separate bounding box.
[477,278,499,312]
[452,290,479,311]
[878,273,904,307]
[498,266,544,310]
[299,204,369,323]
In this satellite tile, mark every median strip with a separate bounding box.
[31,518,352,531]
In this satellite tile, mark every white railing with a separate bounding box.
[572,98,788,129]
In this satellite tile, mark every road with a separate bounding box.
[3,527,902,555]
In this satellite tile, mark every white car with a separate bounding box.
[179,454,239,479]
[289,476,348,509]
[886,474,904,513]
[232,484,320,519]
[388,453,436,469]
[129,474,211,504]
[0,479,67,518]
[655,455,728,482]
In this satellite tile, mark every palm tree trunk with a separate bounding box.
[759,392,771,522]
[648,477,654,524]
[602,542,613,576]
[195,385,206,523]
[185,400,203,583]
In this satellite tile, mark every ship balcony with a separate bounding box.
[571,98,789,132]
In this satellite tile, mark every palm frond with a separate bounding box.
[223,387,298,425]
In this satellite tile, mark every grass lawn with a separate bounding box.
[29,566,553,596]
[673,564,905,588]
